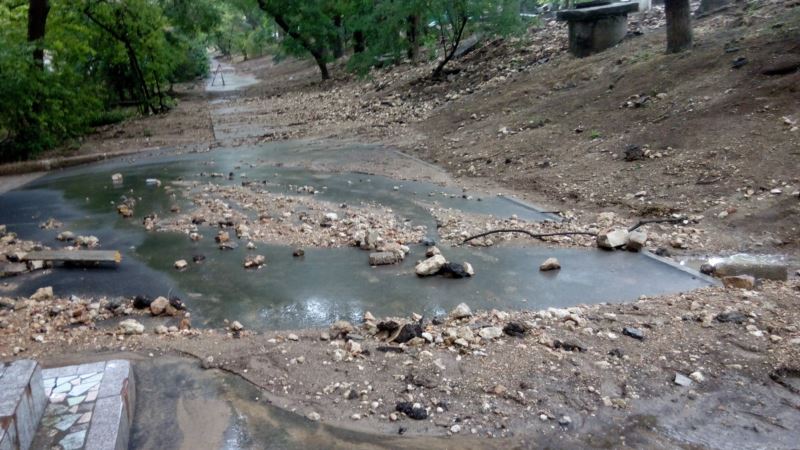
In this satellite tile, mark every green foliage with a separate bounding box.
[0,0,212,161]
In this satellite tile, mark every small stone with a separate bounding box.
[449,303,472,319]
[244,254,266,269]
[722,275,756,290]
[425,246,441,257]
[119,319,144,335]
[287,333,299,341]
[111,173,123,183]
[674,373,693,387]
[174,259,188,270]
[154,325,168,335]
[463,262,475,277]
[478,327,503,340]
[345,340,362,354]
[293,248,305,257]
[307,412,321,421]
[559,416,572,427]
[450,424,461,433]
[30,286,54,301]
[689,371,705,383]
[539,257,561,271]
[230,321,244,331]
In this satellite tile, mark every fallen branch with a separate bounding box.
[461,229,597,245]
[628,217,687,232]
[462,217,689,245]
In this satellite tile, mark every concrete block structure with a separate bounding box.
[557,1,640,57]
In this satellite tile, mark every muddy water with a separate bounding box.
[131,357,501,450]
[0,144,712,329]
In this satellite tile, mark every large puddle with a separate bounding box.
[0,143,713,329]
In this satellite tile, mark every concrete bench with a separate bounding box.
[557,1,639,57]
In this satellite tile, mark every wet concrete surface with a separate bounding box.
[0,143,713,329]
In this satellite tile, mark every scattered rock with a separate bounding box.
[395,402,428,420]
[539,257,561,271]
[440,262,470,278]
[674,373,693,387]
[119,319,144,335]
[293,248,305,257]
[244,254,266,269]
[624,145,645,161]
[56,231,75,242]
[449,303,472,319]
[230,321,244,331]
[425,246,442,257]
[415,255,447,276]
[689,371,705,383]
[287,333,299,341]
[715,311,747,324]
[369,251,400,266]
[503,322,526,337]
[478,326,504,340]
[622,327,645,340]
[553,339,586,352]
[30,286,54,302]
[331,320,355,338]
[111,173,123,184]
[306,412,321,422]
[174,259,188,270]
[463,262,475,277]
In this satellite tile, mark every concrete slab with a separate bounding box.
[32,360,134,450]
[0,360,46,450]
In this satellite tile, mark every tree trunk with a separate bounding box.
[27,0,50,68]
[267,9,330,80]
[407,15,420,61]
[665,0,692,53]
[353,30,366,53]
[332,15,344,59]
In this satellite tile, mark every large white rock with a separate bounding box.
[415,254,446,276]
[597,228,629,249]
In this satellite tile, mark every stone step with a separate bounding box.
[31,360,135,450]
[0,360,47,450]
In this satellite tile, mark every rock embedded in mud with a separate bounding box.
[174,259,188,270]
[56,231,75,242]
[244,254,266,269]
[287,333,299,341]
[553,339,587,352]
[30,286,54,302]
[597,229,629,249]
[715,311,747,324]
[111,173,123,184]
[230,321,244,331]
[293,248,305,257]
[215,231,230,243]
[306,412,321,422]
[117,204,133,218]
[449,303,472,319]
[503,322,526,337]
[622,327,645,340]
[415,254,447,276]
[539,257,561,271]
[722,275,756,290]
[331,320,355,338]
[369,251,400,266]
[133,295,153,309]
[463,262,475,277]
[624,145,645,161]
[395,402,428,420]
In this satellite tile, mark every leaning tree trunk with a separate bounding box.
[332,15,345,59]
[407,15,420,61]
[665,0,693,53]
[27,0,50,68]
